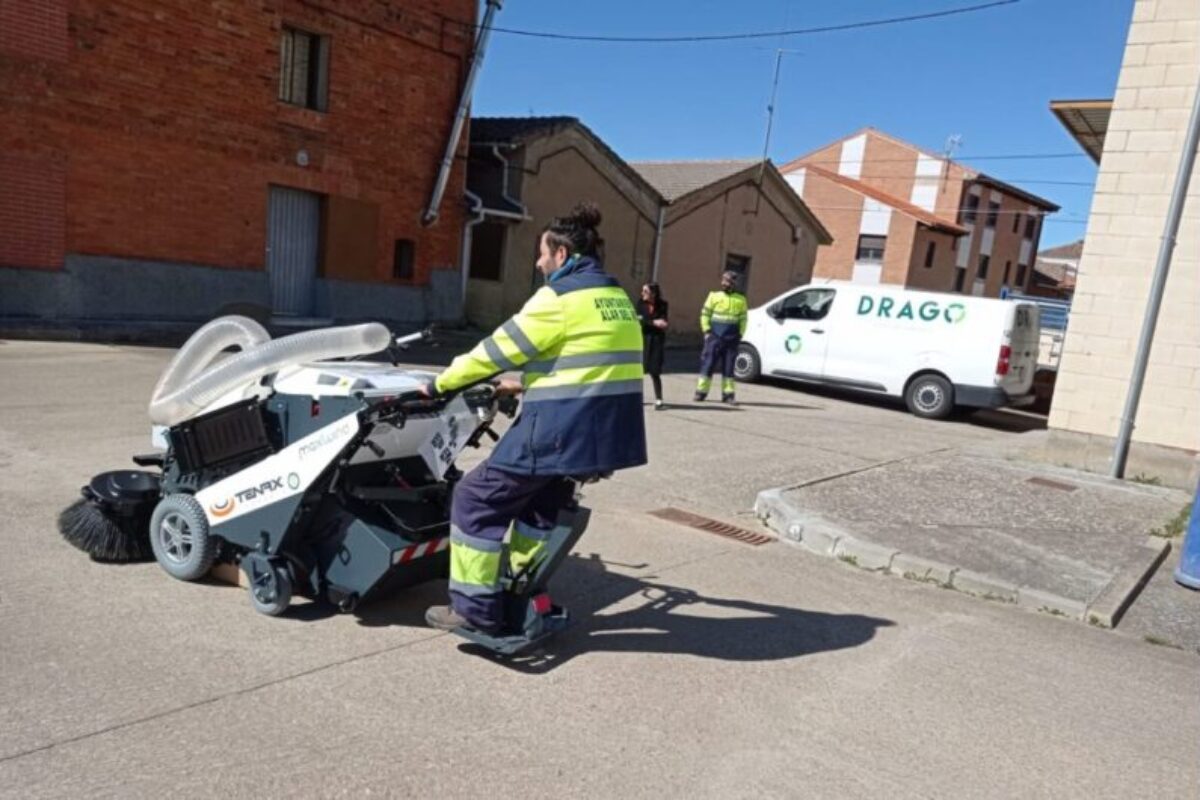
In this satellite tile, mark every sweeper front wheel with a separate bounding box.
[149,494,217,582]
[242,554,293,617]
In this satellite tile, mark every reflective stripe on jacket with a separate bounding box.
[436,257,648,475]
[700,290,748,340]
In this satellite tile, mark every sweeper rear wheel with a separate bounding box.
[149,494,217,581]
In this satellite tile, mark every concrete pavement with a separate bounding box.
[755,448,1190,628]
[0,340,1197,798]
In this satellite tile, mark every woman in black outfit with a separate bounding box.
[636,282,669,409]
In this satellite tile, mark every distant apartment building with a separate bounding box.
[1029,240,1082,299]
[779,128,1059,298]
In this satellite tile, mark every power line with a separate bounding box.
[794,204,1090,220]
[986,179,1094,186]
[791,153,1090,166]
[468,0,1020,43]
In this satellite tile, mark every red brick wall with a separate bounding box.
[0,0,68,62]
[905,227,959,293]
[958,185,1043,297]
[0,153,65,269]
[858,134,918,205]
[0,0,474,284]
[799,170,863,281]
[881,213,917,285]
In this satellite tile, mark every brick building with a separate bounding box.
[779,128,1059,298]
[0,0,476,331]
[630,159,831,336]
[463,117,663,330]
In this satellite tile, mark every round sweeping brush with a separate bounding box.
[58,471,160,562]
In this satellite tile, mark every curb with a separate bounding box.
[1085,536,1172,628]
[754,487,1167,626]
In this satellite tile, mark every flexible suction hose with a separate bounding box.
[149,317,391,426]
[150,316,270,410]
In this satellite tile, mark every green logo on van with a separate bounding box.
[857,295,967,324]
[785,334,803,353]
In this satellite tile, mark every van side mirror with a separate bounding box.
[767,303,783,321]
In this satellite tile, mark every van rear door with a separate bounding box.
[999,303,1039,396]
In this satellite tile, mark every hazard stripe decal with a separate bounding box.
[392,537,449,565]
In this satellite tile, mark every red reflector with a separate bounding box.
[996,345,1012,376]
[531,593,552,615]
[311,399,321,417]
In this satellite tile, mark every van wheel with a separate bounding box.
[734,345,761,382]
[905,374,954,419]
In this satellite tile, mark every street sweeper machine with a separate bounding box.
[60,316,594,654]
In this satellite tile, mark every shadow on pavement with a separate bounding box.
[455,554,894,673]
[960,408,1048,433]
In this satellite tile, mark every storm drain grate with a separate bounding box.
[1026,477,1077,492]
[648,508,775,546]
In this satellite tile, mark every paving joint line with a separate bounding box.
[781,446,958,492]
[0,631,448,765]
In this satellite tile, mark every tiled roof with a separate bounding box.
[470,116,579,143]
[630,160,760,201]
[801,165,968,235]
[1038,239,1084,260]
[467,116,663,212]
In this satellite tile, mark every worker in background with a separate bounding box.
[695,270,748,405]
[421,202,647,634]
[636,281,669,410]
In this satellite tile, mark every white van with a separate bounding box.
[735,280,1039,419]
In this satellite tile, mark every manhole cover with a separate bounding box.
[648,508,775,546]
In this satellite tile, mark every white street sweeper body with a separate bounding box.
[62,316,592,652]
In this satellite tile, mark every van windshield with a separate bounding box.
[776,289,836,321]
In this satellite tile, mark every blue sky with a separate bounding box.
[472,0,1135,247]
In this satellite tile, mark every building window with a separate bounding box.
[469,222,506,281]
[986,201,999,229]
[963,194,980,223]
[856,234,886,263]
[954,267,967,293]
[279,26,329,111]
[1003,260,1012,285]
[923,241,936,269]
[1016,263,1028,286]
[1024,215,1038,240]
[393,239,415,281]
[978,254,990,280]
[724,253,751,292]
[1012,212,1021,234]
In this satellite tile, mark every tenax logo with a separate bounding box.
[209,497,236,518]
[235,477,284,503]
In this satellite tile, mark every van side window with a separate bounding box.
[778,289,836,321]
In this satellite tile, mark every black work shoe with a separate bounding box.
[425,605,467,631]
[694,392,707,402]
[721,394,737,405]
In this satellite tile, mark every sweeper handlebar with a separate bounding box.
[390,327,434,349]
[361,382,518,426]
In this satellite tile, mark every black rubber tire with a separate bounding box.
[905,374,955,420]
[149,494,217,581]
[247,563,293,617]
[734,344,762,382]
